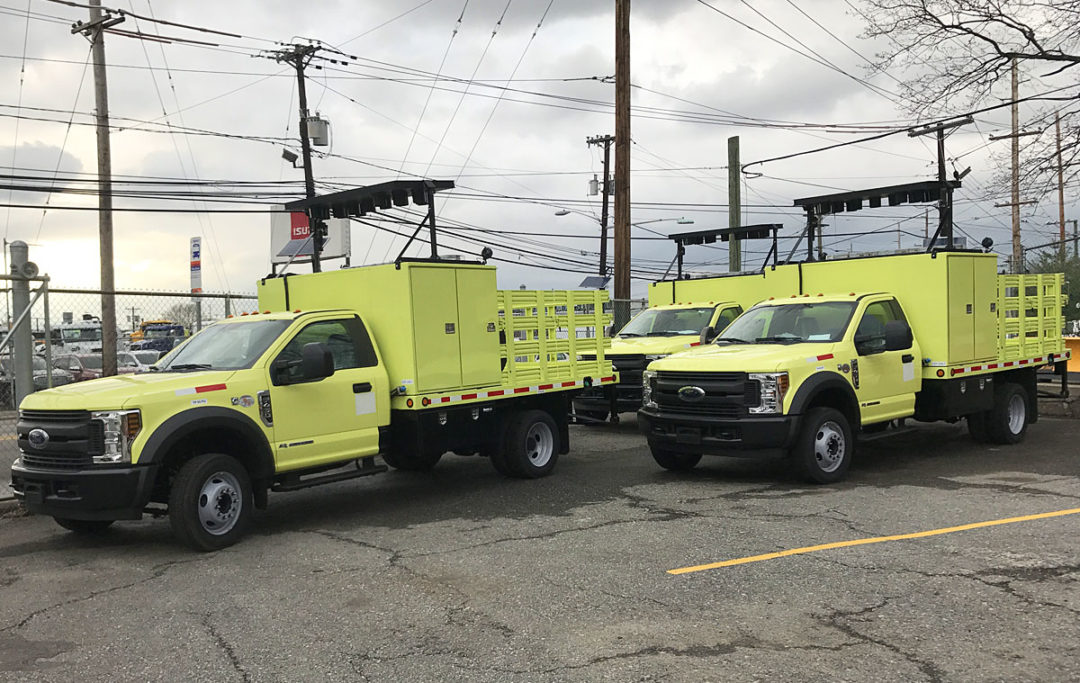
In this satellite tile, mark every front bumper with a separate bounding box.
[637,408,800,458]
[10,460,157,521]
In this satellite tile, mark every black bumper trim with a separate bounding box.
[9,461,157,521]
[637,408,800,458]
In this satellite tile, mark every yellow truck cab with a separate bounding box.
[10,181,616,550]
[573,301,741,420]
[639,250,1069,483]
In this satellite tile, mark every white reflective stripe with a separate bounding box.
[174,388,196,396]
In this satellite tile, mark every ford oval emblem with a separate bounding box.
[677,386,706,403]
[27,428,49,449]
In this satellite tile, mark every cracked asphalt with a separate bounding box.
[1,416,1079,682]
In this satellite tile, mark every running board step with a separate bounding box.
[272,459,387,492]
[857,427,918,443]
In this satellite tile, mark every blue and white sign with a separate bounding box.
[190,236,202,293]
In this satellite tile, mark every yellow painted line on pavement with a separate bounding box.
[668,507,1080,575]
[0,435,16,442]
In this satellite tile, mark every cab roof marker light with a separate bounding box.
[294,309,301,313]
[263,310,270,314]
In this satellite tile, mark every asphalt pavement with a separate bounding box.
[1,415,1079,681]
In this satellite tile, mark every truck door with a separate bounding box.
[851,298,920,424]
[268,317,389,472]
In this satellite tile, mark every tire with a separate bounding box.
[382,448,443,471]
[168,453,253,552]
[500,410,560,479]
[649,445,702,471]
[54,517,114,534]
[967,412,991,443]
[986,382,1029,445]
[793,407,854,484]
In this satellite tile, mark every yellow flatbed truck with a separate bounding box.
[10,181,615,550]
[574,301,743,421]
[639,232,1069,483]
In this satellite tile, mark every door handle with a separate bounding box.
[353,382,372,393]
[901,354,914,363]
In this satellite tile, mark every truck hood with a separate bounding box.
[19,370,238,411]
[608,335,699,356]
[649,343,838,373]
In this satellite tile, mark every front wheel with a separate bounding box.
[169,453,253,552]
[54,518,114,534]
[649,446,702,471]
[793,407,853,484]
[500,410,560,478]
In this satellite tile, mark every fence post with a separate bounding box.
[9,242,34,406]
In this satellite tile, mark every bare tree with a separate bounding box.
[859,1,1080,192]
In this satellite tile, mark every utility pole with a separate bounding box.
[72,1,124,377]
[1010,58,1022,270]
[1056,112,1066,258]
[727,136,741,272]
[1071,219,1079,259]
[613,0,631,330]
[988,59,1039,272]
[274,43,325,272]
[586,134,614,276]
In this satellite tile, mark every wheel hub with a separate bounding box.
[197,471,242,536]
[814,421,846,473]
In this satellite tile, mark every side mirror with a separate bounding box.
[301,342,335,380]
[699,325,716,345]
[884,320,913,352]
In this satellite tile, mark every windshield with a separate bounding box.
[716,302,856,344]
[61,327,101,342]
[618,307,715,338]
[79,355,103,370]
[133,351,160,364]
[145,327,181,339]
[157,320,290,372]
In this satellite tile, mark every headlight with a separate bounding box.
[644,354,668,362]
[642,370,657,409]
[748,372,789,415]
[91,410,141,464]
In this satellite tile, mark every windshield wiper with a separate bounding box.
[754,336,803,344]
[713,337,746,344]
[618,333,644,338]
[167,363,212,371]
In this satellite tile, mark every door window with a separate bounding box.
[715,306,741,331]
[274,318,377,383]
[855,300,903,354]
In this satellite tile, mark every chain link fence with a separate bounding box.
[1,287,256,499]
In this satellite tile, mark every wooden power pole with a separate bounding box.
[613,0,631,330]
[73,0,124,377]
[1056,112,1066,257]
[1010,58,1022,271]
[727,136,741,272]
[586,134,615,276]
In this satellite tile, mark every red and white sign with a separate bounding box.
[190,236,202,294]
[290,212,310,240]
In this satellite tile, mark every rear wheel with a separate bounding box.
[649,446,702,472]
[500,410,560,478]
[169,453,253,552]
[54,518,113,534]
[986,382,1029,445]
[793,407,853,484]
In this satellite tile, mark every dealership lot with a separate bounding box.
[1,417,1078,681]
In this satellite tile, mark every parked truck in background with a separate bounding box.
[638,251,1069,482]
[574,301,743,421]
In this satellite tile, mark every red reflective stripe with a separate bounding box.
[561,381,577,387]
[817,354,834,361]
[971,365,982,371]
[488,390,504,397]
[1019,359,1029,365]
[195,384,227,393]
[601,376,615,383]
[462,393,478,401]
[689,341,701,347]
[514,387,530,394]
[440,397,451,403]
[987,363,998,369]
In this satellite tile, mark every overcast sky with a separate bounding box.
[0,0,1074,301]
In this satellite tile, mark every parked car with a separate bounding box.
[118,351,158,374]
[0,357,74,408]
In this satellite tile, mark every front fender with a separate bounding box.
[786,371,859,421]
[137,407,275,479]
